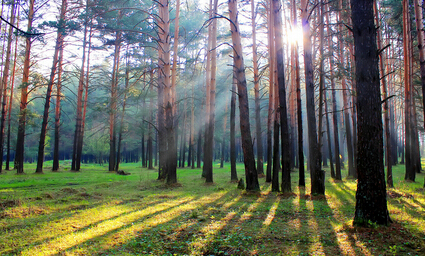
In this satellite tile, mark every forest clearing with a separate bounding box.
[0,162,424,255]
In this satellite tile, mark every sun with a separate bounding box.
[286,26,303,45]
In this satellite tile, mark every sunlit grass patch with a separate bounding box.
[0,162,424,255]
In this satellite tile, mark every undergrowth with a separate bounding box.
[0,161,424,255]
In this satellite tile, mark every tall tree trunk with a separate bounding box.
[202,0,213,179]
[265,0,274,183]
[158,0,177,184]
[317,0,325,171]
[71,15,88,172]
[228,0,259,191]
[52,32,64,172]
[251,0,263,175]
[0,1,17,173]
[325,92,335,178]
[77,25,92,171]
[189,68,195,169]
[108,31,121,172]
[338,0,355,178]
[6,7,19,171]
[221,103,228,168]
[352,0,390,226]
[204,0,217,183]
[35,0,67,173]
[413,0,425,186]
[326,6,341,180]
[292,0,305,186]
[115,53,131,172]
[272,0,291,192]
[374,0,392,187]
[15,0,34,174]
[403,0,415,182]
[301,0,324,194]
[230,65,238,181]
[147,71,154,169]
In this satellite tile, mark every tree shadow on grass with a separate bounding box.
[311,196,345,255]
[15,196,198,255]
[59,191,232,255]
[103,189,277,255]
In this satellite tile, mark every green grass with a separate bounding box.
[0,161,424,255]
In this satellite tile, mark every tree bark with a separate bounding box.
[403,0,415,182]
[265,0,274,183]
[230,65,238,181]
[272,0,291,193]
[52,29,65,172]
[228,0,259,191]
[35,0,67,173]
[115,52,130,172]
[338,0,355,178]
[324,92,335,178]
[15,0,35,174]
[6,7,19,171]
[0,1,17,173]
[326,6,341,180]
[292,0,305,186]
[413,0,425,186]
[108,31,121,172]
[301,0,324,194]
[251,0,264,176]
[374,0,392,188]
[352,0,390,226]
[204,0,218,183]
[71,13,88,172]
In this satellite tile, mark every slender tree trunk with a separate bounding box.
[221,103,228,168]
[77,25,92,171]
[158,0,177,184]
[202,0,213,179]
[35,0,66,173]
[317,0,325,171]
[15,0,34,174]
[207,0,218,181]
[266,0,274,183]
[72,16,88,172]
[352,0,390,226]
[6,7,19,171]
[189,69,195,169]
[301,0,324,194]
[197,131,202,169]
[338,0,355,178]
[272,83,280,192]
[230,66,238,181]
[326,7,341,180]
[413,0,425,184]
[325,92,335,178]
[228,0,259,191]
[251,0,263,175]
[115,53,130,172]
[147,71,154,170]
[52,34,64,172]
[374,0,392,187]
[403,0,415,181]
[272,0,291,192]
[108,31,121,172]
[0,1,17,173]
[292,0,305,186]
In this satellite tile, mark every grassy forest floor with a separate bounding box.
[0,161,424,256]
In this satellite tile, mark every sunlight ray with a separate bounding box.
[20,197,195,255]
[61,192,227,255]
